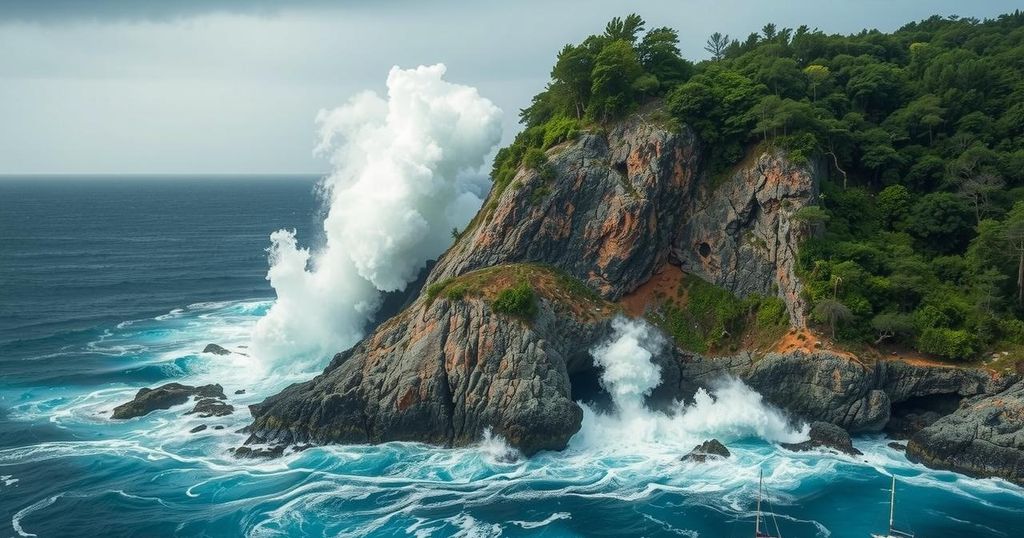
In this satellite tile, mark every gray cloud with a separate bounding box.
[1,0,1020,174]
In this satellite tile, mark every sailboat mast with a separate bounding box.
[756,469,763,535]
[889,475,896,531]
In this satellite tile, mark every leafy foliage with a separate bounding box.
[488,11,1024,361]
[491,282,538,319]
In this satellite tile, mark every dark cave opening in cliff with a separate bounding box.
[567,359,614,413]
[885,392,963,439]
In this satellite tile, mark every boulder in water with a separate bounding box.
[186,398,234,418]
[202,344,232,356]
[189,424,207,433]
[682,439,731,462]
[780,421,862,456]
[111,383,227,419]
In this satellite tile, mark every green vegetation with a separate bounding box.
[491,11,1024,361]
[488,14,694,203]
[491,282,538,319]
[422,264,609,321]
[648,275,789,353]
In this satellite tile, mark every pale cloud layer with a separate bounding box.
[1,0,1019,174]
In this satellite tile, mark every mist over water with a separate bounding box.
[252,64,502,369]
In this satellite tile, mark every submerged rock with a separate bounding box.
[111,383,227,419]
[233,445,285,459]
[907,380,1024,486]
[781,421,862,456]
[186,398,234,418]
[189,424,207,433]
[202,343,232,355]
[682,439,731,462]
[234,389,246,395]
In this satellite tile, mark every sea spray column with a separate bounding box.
[574,317,809,449]
[252,64,502,368]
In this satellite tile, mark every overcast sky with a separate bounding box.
[1,0,1019,175]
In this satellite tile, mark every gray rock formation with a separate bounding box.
[202,344,231,355]
[186,398,234,418]
[907,380,1024,486]
[781,421,862,456]
[111,383,226,419]
[427,115,700,300]
[673,153,818,326]
[682,439,731,462]
[675,351,1011,434]
[246,269,618,456]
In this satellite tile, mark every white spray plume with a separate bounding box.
[574,317,808,450]
[252,64,502,369]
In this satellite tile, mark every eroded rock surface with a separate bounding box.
[676,351,1010,433]
[673,153,818,326]
[427,115,699,300]
[907,380,1024,486]
[246,268,618,456]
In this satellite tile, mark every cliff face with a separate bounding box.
[246,266,618,456]
[673,154,817,326]
[245,109,1023,485]
[429,114,817,319]
[427,115,699,299]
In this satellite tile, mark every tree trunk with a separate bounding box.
[1018,246,1023,305]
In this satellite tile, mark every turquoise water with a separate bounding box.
[1,178,1022,537]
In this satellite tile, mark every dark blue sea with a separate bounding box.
[0,177,1022,537]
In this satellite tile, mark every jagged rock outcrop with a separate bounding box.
[427,115,700,299]
[907,380,1024,486]
[682,439,731,462]
[781,421,862,456]
[674,351,1013,433]
[673,153,818,326]
[246,266,622,456]
[111,383,226,419]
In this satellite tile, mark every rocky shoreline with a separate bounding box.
[111,111,1024,488]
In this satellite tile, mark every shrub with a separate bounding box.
[756,296,789,328]
[523,148,548,171]
[542,116,580,149]
[918,327,977,360]
[445,283,469,301]
[491,282,537,318]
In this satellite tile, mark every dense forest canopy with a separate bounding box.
[493,11,1024,360]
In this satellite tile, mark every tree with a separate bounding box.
[812,298,853,339]
[803,64,829,102]
[588,40,643,122]
[638,27,692,89]
[704,32,730,60]
[871,312,915,344]
[877,185,912,229]
[958,172,1005,224]
[551,45,594,119]
[1004,202,1024,305]
[604,14,645,44]
[905,192,973,254]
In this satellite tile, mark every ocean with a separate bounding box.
[0,176,1022,537]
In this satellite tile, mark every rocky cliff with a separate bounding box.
[246,265,623,455]
[245,109,1024,485]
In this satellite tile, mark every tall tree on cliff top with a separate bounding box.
[704,32,730,61]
